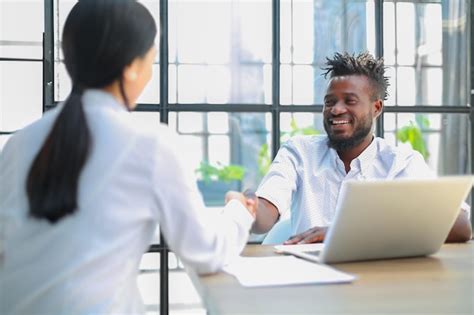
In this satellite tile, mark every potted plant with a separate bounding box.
[195,161,246,206]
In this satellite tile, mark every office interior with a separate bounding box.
[0,0,472,314]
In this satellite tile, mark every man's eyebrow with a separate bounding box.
[343,93,359,98]
[324,93,360,100]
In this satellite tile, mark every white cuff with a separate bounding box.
[222,199,254,231]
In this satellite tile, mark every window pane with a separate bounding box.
[396,3,416,66]
[396,67,416,106]
[280,0,373,105]
[383,2,396,66]
[172,112,204,134]
[293,65,314,105]
[384,1,468,107]
[54,1,160,103]
[384,113,470,176]
[390,2,442,67]
[280,112,324,144]
[0,62,42,131]
[208,112,229,134]
[280,65,292,105]
[170,112,271,206]
[0,0,44,58]
[209,135,230,166]
[169,0,271,104]
[176,65,206,103]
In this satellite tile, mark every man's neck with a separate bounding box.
[337,136,374,173]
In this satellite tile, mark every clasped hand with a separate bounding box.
[283,226,328,244]
[225,190,258,219]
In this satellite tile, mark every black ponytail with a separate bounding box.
[26,0,157,223]
[27,86,91,223]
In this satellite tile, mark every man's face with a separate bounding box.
[323,75,382,152]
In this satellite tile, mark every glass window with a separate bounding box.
[53,1,160,103]
[280,112,324,144]
[0,0,44,59]
[169,0,272,104]
[280,0,374,105]
[0,62,42,131]
[169,112,271,206]
[384,113,470,176]
[383,0,468,107]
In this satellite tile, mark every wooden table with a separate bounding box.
[189,242,474,314]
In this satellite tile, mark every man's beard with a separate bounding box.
[324,118,373,152]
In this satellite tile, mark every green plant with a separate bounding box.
[196,161,245,183]
[285,118,320,138]
[396,115,430,160]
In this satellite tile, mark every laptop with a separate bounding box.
[275,176,473,264]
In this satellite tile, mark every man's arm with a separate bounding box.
[445,209,472,243]
[251,197,280,234]
[225,193,280,234]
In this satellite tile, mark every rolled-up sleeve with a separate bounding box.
[256,139,300,217]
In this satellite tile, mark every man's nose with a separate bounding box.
[330,101,347,115]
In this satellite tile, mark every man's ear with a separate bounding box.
[373,99,383,118]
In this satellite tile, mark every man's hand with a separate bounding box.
[283,226,328,244]
[225,190,258,219]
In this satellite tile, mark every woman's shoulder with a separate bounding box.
[2,106,63,154]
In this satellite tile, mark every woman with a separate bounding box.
[0,1,256,314]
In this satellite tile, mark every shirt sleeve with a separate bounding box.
[151,128,254,275]
[0,150,6,259]
[0,136,15,260]
[393,150,435,179]
[256,139,300,216]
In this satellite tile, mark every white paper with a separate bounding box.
[224,256,356,287]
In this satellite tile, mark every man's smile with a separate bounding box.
[329,118,351,126]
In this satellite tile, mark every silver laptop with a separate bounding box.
[275,176,473,264]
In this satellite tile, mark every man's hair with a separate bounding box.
[322,52,389,101]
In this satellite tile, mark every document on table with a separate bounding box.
[223,256,356,287]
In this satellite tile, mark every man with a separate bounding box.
[227,52,472,244]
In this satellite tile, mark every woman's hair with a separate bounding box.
[26,0,157,223]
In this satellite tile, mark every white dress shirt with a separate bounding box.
[256,135,469,236]
[0,89,254,315]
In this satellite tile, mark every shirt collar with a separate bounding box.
[81,89,128,113]
[352,135,378,176]
[329,135,378,176]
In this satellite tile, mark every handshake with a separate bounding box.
[224,189,258,219]
[224,189,328,245]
